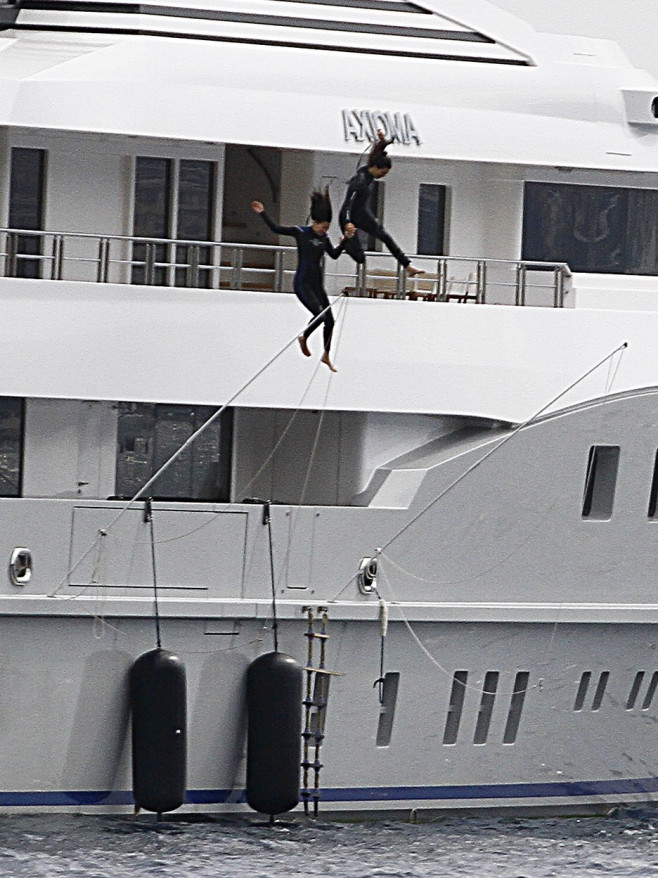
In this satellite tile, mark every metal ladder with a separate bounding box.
[301,607,331,817]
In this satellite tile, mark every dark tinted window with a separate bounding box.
[176,159,215,288]
[582,445,620,519]
[115,402,232,501]
[0,398,24,497]
[9,148,46,279]
[132,157,172,285]
[416,183,446,255]
[523,182,658,275]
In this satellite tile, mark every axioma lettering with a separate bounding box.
[342,110,421,146]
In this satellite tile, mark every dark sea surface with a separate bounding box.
[0,811,657,878]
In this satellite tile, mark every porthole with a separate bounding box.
[357,556,378,594]
[9,547,32,586]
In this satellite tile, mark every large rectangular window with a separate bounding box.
[132,157,172,285]
[9,148,46,279]
[523,182,658,275]
[175,159,215,288]
[0,398,24,497]
[115,403,232,501]
[416,183,446,255]
[132,157,216,287]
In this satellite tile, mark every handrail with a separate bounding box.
[0,227,571,307]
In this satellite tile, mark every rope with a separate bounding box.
[329,341,628,602]
[377,341,628,559]
[263,501,279,653]
[374,565,538,698]
[271,295,348,594]
[145,498,162,649]
[49,294,345,598]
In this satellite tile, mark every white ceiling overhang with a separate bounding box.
[0,0,656,169]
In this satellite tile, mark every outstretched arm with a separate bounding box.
[324,236,345,260]
[251,201,300,238]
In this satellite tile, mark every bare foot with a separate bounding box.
[405,264,425,277]
[298,335,311,357]
[321,351,337,372]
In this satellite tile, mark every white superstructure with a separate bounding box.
[0,0,657,816]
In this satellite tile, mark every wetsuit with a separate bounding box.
[259,211,345,352]
[339,165,410,267]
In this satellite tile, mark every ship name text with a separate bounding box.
[342,110,421,146]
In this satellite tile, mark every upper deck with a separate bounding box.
[0,1,656,425]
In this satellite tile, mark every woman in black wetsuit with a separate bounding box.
[340,130,423,277]
[252,189,352,372]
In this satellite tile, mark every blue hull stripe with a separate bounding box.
[1,777,658,807]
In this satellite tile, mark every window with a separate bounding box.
[443,670,468,744]
[175,160,215,288]
[627,671,645,709]
[648,451,658,518]
[473,670,498,744]
[582,445,620,519]
[115,403,232,501]
[0,398,23,497]
[591,671,610,711]
[132,157,171,285]
[376,671,400,747]
[132,157,216,287]
[573,671,591,711]
[416,183,446,255]
[503,671,529,744]
[523,182,658,275]
[9,148,46,279]
[641,671,658,710]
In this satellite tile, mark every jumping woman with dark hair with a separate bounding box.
[340,130,423,277]
[252,188,353,372]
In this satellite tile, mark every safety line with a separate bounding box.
[329,340,628,602]
[50,293,345,597]
[376,341,628,558]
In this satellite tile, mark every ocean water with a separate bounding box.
[0,811,657,878]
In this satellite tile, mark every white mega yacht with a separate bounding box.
[1,0,658,816]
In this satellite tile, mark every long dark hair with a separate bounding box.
[367,135,393,170]
[310,186,332,223]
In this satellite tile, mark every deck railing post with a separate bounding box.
[356,260,366,296]
[6,232,17,277]
[515,262,527,306]
[396,263,407,299]
[274,248,284,292]
[230,246,243,290]
[476,260,487,304]
[144,242,155,286]
[187,244,200,288]
[51,234,64,280]
[212,243,221,290]
[97,237,110,283]
[554,266,565,308]
[438,258,447,301]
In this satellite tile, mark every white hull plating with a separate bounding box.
[1,614,658,815]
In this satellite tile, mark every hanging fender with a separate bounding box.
[130,647,187,815]
[246,651,303,816]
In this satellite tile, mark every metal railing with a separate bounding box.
[0,227,571,307]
